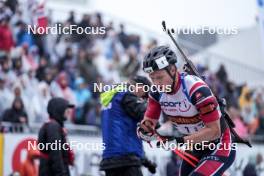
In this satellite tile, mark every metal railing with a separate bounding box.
[1,122,264,145]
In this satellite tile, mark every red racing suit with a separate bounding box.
[145,72,236,176]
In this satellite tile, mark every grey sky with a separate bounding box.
[92,0,258,33]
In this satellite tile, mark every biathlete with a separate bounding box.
[137,46,236,176]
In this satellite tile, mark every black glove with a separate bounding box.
[141,157,157,174]
[137,120,156,142]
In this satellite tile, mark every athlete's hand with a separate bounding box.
[137,119,156,142]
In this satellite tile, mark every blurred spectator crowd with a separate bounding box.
[0,0,150,128]
[197,64,264,141]
[0,0,263,141]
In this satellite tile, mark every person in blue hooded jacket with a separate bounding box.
[99,75,156,176]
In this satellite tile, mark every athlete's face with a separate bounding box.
[149,66,176,88]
